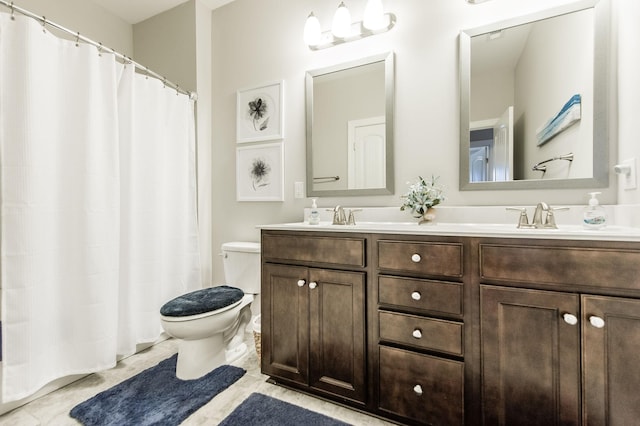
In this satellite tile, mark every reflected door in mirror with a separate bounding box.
[348,116,386,189]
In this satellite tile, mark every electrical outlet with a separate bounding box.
[622,158,637,190]
[294,181,305,199]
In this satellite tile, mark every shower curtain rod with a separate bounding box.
[0,0,197,100]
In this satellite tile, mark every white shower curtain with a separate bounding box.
[116,66,201,356]
[0,14,200,401]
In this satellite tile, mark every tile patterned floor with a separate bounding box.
[0,335,396,425]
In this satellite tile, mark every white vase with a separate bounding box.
[419,207,437,225]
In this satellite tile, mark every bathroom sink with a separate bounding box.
[259,221,640,242]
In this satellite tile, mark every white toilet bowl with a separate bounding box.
[160,241,260,380]
[160,288,253,380]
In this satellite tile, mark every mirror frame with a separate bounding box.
[306,52,395,197]
[459,0,610,190]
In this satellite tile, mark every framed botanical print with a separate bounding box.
[236,81,284,143]
[236,142,284,201]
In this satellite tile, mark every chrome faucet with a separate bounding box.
[331,205,347,225]
[507,202,569,229]
[532,202,550,227]
[328,206,361,225]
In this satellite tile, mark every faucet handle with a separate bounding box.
[346,208,362,225]
[506,207,531,228]
[545,206,570,228]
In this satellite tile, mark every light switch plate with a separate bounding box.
[294,181,305,199]
[622,158,637,190]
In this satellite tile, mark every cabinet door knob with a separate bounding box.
[412,329,422,339]
[562,313,578,325]
[309,281,318,289]
[411,253,421,263]
[411,291,421,301]
[589,315,605,328]
[297,279,306,287]
[413,384,423,396]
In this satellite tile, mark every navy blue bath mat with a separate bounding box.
[70,354,245,426]
[219,392,351,425]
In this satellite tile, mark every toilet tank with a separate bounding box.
[221,242,261,294]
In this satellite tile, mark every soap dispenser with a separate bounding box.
[309,198,320,225]
[583,192,607,229]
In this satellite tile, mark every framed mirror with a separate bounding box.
[306,52,394,197]
[459,0,610,190]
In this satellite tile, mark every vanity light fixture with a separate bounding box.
[304,0,396,50]
[467,0,492,3]
[331,2,352,38]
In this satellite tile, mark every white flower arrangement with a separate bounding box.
[400,175,445,218]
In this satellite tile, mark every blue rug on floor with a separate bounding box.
[219,392,351,425]
[69,354,245,426]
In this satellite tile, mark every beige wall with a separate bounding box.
[133,1,197,91]
[208,0,635,285]
[13,0,133,55]
[616,0,640,204]
[7,0,640,287]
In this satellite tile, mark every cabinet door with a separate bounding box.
[481,285,581,426]
[309,268,367,403]
[583,296,640,426]
[261,263,309,385]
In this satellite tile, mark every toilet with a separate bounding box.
[160,241,261,380]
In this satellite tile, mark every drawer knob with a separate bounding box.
[297,279,306,287]
[413,384,423,396]
[562,313,578,325]
[412,329,422,339]
[309,281,318,289]
[411,291,421,301]
[411,253,421,263]
[589,315,605,329]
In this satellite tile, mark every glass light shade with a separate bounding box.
[363,0,386,31]
[331,2,352,38]
[304,12,322,46]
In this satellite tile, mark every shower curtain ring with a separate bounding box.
[41,16,47,33]
[144,67,149,79]
[75,32,80,47]
[163,78,167,88]
[9,2,15,20]
[176,85,180,96]
[97,42,103,57]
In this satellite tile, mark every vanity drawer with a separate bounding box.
[379,345,464,425]
[480,243,640,291]
[379,311,463,356]
[378,240,463,278]
[378,275,463,317]
[262,233,365,267]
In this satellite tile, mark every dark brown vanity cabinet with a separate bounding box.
[480,285,581,425]
[375,238,466,426]
[479,240,640,426]
[261,230,640,425]
[261,232,367,404]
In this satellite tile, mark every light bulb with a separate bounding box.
[331,2,352,38]
[363,0,386,31]
[303,12,321,46]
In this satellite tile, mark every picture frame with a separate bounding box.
[236,81,284,143]
[236,142,284,201]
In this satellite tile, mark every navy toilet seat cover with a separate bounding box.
[160,285,244,317]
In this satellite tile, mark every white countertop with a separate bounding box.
[259,221,640,242]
